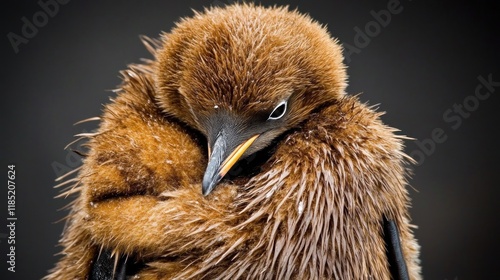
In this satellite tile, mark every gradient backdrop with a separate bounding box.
[2,1,499,279]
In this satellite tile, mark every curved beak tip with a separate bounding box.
[202,185,211,196]
[201,133,259,196]
[202,175,219,196]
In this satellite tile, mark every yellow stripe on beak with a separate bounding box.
[219,134,259,177]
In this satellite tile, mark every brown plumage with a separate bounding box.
[47,4,421,280]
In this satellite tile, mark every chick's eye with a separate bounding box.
[268,101,287,120]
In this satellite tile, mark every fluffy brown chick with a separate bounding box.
[47,3,421,280]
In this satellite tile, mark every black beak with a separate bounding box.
[202,130,259,196]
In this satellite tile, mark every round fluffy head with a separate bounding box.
[155,3,347,136]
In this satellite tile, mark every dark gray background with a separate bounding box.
[2,1,499,279]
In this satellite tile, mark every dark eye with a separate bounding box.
[268,101,287,120]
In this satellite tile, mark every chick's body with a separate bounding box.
[47,4,421,280]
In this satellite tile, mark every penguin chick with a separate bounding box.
[47,3,421,280]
